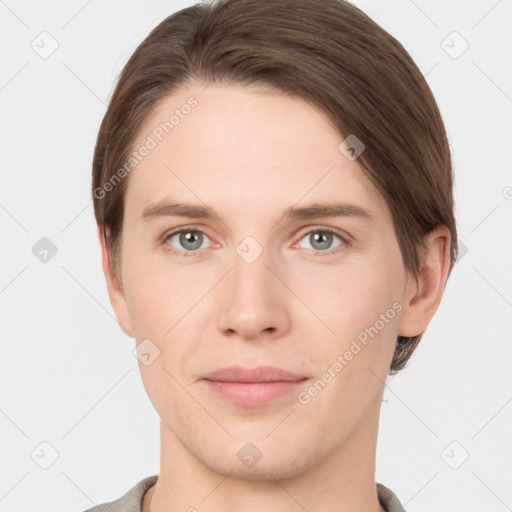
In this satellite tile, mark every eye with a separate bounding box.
[163,228,212,257]
[162,226,350,258]
[295,228,349,256]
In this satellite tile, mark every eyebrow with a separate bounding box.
[141,199,374,224]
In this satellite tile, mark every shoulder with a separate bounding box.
[81,475,158,512]
[377,482,407,512]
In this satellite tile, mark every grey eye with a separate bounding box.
[298,230,344,251]
[167,230,209,251]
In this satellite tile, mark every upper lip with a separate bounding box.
[202,365,307,383]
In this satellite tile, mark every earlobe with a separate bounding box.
[397,225,451,338]
[97,226,134,338]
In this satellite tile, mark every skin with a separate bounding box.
[99,81,451,512]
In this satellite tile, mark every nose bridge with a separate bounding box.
[230,233,274,306]
[216,233,289,339]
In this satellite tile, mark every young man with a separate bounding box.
[88,0,457,510]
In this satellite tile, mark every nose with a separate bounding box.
[216,244,291,341]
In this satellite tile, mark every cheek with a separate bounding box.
[122,256,208,385]
[295,271,401,425]
[295,256,404,396]
[299,258,402,337]
[121,246,183,335]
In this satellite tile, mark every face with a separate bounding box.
[106,82,416,480]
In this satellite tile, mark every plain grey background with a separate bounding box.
[0,0,511,511]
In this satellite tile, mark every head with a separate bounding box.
[92,0,457,480]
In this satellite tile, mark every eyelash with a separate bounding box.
[160,226,351,259]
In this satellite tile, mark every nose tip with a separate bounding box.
[216,257,290,341]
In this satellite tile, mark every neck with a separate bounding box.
[148,397,386,512]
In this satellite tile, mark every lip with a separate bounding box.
[202,365,308,406]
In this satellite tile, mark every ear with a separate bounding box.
[397,225,452,338]
[98,226,134,338]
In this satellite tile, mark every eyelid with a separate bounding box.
[294,224,353,244]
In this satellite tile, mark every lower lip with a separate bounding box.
[202,379,307,406]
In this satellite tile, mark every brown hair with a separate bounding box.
[92,0,458,375]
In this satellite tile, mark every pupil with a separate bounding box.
[313,232,331,250]
[182,231,201,249]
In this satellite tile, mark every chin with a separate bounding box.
[198,444,315,482]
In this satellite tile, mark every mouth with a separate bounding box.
[201,365,309,406]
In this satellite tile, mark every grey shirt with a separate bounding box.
[83,475,407,512]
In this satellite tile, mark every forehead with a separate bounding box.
[125,82,389,223]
